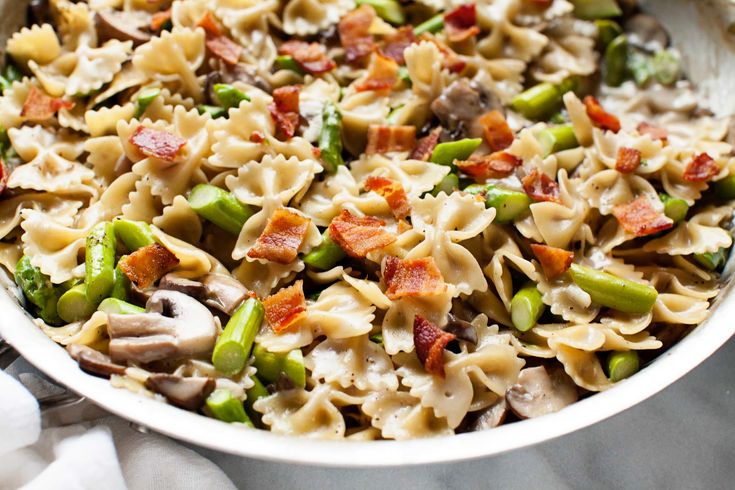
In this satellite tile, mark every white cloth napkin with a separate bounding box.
[0,368,236,490]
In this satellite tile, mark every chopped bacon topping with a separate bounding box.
[413,315,455,377]
[355,52,399,92]
[197,11,242,65]
[364,175,411,219]
[339,4,376,63]
[328,209,397,258]
[410,127,442,161]
[366,125,416,155]
[637,122,668,143]
[380,26,416,64]
[129,126,187,162]
[615,147,642,174]
[150,9,172,31]
[456,151,522,180]
[479,110,514,152]
[268,85,301,140]
[250,131,265,143]
[612,195,674,237]
[20,86,73,121]
[263,280,307,334]
[521,169,560,203]
[444,4,481,43]
[683,152,719,182]
[529,0,553,6]
[0,159,7,196]
[278,40,336,74]
[530,244,574,280]
[248,208,311,264]
[118,243,180,289]
[383,256,446,300]
[583,96,621,133]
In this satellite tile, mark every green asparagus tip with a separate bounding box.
[607,350,640,382]
[356,0,405,25]
[213,84,250,110]
[569,263,658,314]
[302,231,347,270]
[206,389,253,426]
[188,184,254,236]
[413,13,444,36]
[212,297,264,376]
[429,138,482,167]
[57,283,97,323]
[510,285,545,332]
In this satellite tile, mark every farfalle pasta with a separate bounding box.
[1,0,734,441]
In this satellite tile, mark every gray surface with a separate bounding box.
[190,337,735,490]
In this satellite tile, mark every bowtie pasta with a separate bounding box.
[1,0,734,440]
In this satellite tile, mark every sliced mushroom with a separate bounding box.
[445,313,478,345]
[67,344,126,378]
[506,366,578,419]
[467,398,508,431]
[431,79,503,139]
[145,373,215,411]
[95,10,151,47]
[107,290,218,364]
[624,14,669,52]
[159,273,208,298]
[201,273,250,314]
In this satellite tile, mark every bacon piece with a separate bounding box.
[197,12,242,65]
[380,26,416,64]
[583,96,621,133]
[278,40,336,74]
[197,11,221,35]
[444,4,480,43]
[268,85,301,140]
[0,159,7,196]
[530,244,574,280]
[683,152,719,182]
[248,208,310,264]
[479,110,514,152]
[119,243,180,289]
[637,122,668,143]
[355,52,399,92]
[410,127,442,161]
[364,176,411,219]
[456,151,522,180]
[129,126,187,162]
[413,315,455,377]
[250,131,265,143]
[615,147,642,174]
[383,256,446,300]
[328,209,396,258]
[529,0,553,6]
[612,195,674,237]
[20,86,73,121]
[339,4,376,63]
[521,169,560,203]
[263,280,307,334]
[365,125,416,155]
[150,9,172,31]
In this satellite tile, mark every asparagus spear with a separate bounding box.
[413,13,444,36]
[464,184,532,223]
[275,55,304,74]
[651,50,681,86]
[302,231,346,270]
[694,249,728,272]
[432,173,459,196]
[213,84,250,109]
[356,0,405,25]
[318,101,345,173]
[85,222,117,305]
[15,256,63,325]
[568,263,658,314]
[110,264,131,301]
[206,389,254,426]
[595,19,623,48]
[607,351,640,382]
[57,284,98,323]
[188,184,255,236]
[252,343,306,388]
[135,87,161,118]
[511,285,546,332]
[659,193,688,224]
[430,138,483,167]
[536,124,580,156]
[113,218,155,251]
[197,105,227,119]
[570,0,623,20]
[511,83,563,121]
[604,35,628,87]
[715,175,735,200]
[212,297,264,376]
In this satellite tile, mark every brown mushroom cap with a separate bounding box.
[159,273,250,315]
[107,290,218,364]
[67,344,126,378]
[95,10,151,47]
[430,79,503,139]
[467,397,508,431]
[145,374,215,411]
[506,366,578,419]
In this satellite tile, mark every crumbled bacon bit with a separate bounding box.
[339,4,376,63]
[247,208,311,264]
[0,159,7,196]
[263,280,307,334]
[150,9,172,31]
[612,195,674,237]
[615,147,642,174]
[197,11,221,35]
[530,244,574,280]
[683,152,719,182]
[380,26,416,64]
[410,127,442,161]
[521,169,560,203]
[278,40,336,74]
[479,110,514,152]
[328,209,397,258]
[268,85,301,140]
[456,151,522,180]
[413,315,455,377]
[383,256,446,300]
[250,131,265,143]
[119,243,180,289]
[529,0,553,7]
[355,52,399,92]
[196,12,242,64]
[129,126,187,162]
[583,96,621,133]
[20,86,73,121]
[311,147,322,158]
[444,4,481,43]
[365,125,416,155]
[637,122,668,143]
[364,175,411,219]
